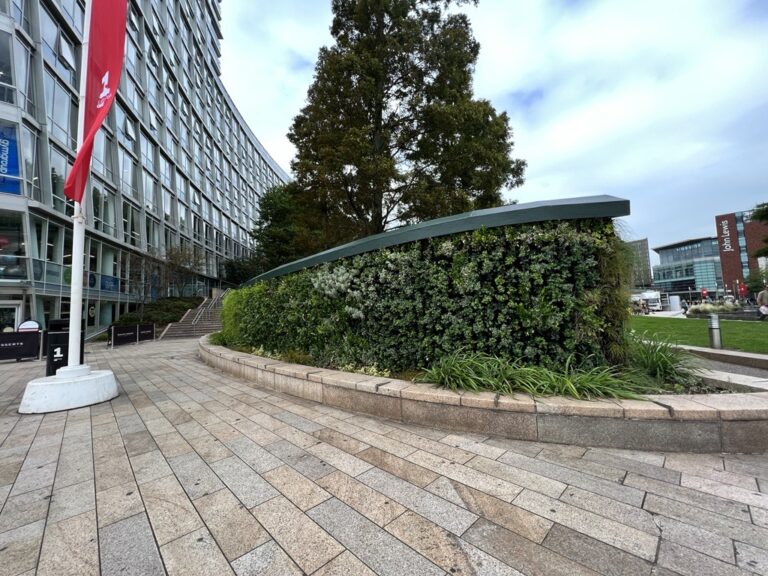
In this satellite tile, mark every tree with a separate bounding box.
[248,182,358,274]
[223,256,261,286]
[165,244,204,297]
[751,202,768,259]
[126,250,166,321]
[288,0,525,241]
[745,269,767,295]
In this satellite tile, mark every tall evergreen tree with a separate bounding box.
[288,0,526,239]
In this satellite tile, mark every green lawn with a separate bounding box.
[629,316,768,355]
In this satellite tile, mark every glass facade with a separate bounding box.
[652,238,723,298]
[0,0,288,332]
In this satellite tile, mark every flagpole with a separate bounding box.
[67,0,93,367]
[19,0,122,413]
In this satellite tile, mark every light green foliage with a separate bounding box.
[687,302,742,315]
[220,219,628,372]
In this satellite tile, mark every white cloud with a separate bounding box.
[220,0,768,250]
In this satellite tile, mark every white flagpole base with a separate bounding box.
[19,365,118,414]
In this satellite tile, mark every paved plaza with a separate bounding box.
[0,339,767,575]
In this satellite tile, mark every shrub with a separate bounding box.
[220,219,628,372]
[625,330,700,389]
[415,350,663,400]
[114,297,203,326]
[688,302,742,315]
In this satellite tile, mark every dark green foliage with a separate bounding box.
[222,256,262,286]
[249,183,349,274]
[751,202,768,258]
[220,219,627,372]
[114,297,203,326]
[288,0,525,243]
[745,268,768,294]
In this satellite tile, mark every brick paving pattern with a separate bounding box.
[0,338,767,575]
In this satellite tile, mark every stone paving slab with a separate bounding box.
[0,337,766,575]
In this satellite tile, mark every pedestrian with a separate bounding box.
[758,285,768,320]
[681,299,688,316]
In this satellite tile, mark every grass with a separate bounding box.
[629,316,768,355]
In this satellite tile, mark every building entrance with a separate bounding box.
[0,302,21,332]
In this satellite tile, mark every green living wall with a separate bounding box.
[220,200,630,372]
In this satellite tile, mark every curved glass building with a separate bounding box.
[0,0,288,333]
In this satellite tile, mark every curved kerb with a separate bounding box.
[243,194,631,284]
[200,337,768,454]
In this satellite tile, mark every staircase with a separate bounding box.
[160,290,227,339]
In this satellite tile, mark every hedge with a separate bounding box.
[220,218,628,372]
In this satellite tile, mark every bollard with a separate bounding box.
[708,314,722,349]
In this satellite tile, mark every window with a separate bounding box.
[122,201,141,246]
[159,155,172,187]
[40,8,78,85]
[124,36,140,78]
[0,121,22,196]
[140,134,155,171]
[92,129,114,180]
[128,8,139,33]
[0,31,15,104]
[146,217,159,251]
[44,71,77,148]
[14,38,34,114]
[163,189,173,223]
[10,1,30,32]
[175,172,187,202]
[142,170,158,213]
[57,0,85,36]
[148,107,159,134]
[123,74,143,112]
[115,104,136,148]
[117,148,137,197]
[178,203,187,232]
[21,126,40,200]
[49,145,71,213]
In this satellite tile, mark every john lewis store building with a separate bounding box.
[0,0,287,333]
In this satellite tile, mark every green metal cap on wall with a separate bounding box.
[244,194,630,285]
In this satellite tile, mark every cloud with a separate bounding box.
[220,0,768,253]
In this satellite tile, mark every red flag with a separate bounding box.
[64,0,128,203]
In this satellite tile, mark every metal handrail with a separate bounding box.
[190,297,209,325]
[192,289,229,326]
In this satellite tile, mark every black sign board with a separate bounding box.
[48,318,70,331]
[45,331,85,376]
[0,332,40,362]
[138,324,155,342]
[112,325,138,347]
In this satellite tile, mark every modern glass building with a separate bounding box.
[0,0,288,333]
[652,237,723,300]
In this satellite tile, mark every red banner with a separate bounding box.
[64,0,128,203]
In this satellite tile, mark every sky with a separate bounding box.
[219,0,768,262]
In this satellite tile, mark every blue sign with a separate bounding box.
[0,123,21,195]
[100,274,119,292]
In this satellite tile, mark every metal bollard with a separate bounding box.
[708,314,722,349]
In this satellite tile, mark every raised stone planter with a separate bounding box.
[199,337,768,454]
